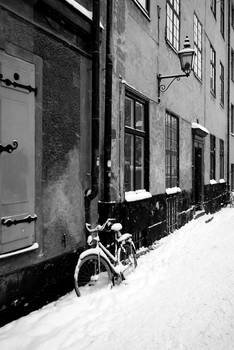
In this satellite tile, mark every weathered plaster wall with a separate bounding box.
[0,1,92,274]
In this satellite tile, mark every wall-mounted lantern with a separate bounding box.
[157,36,195,103]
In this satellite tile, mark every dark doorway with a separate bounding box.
[193,139,204,206]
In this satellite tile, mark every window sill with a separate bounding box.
[166,187,181,195]
[165,39,179,56]
[210,90,216,99]
[231,133,234,137]
[0,242,39,259]
[219,179,226,183]
[125,190,152,202]
[132,0,151,21]
[210,179,217,185]
[193,71,202,84]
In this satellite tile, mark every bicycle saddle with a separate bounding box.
[111,223,122,231]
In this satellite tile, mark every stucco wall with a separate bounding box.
[0,2,92,274]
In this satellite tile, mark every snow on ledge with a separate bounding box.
[0,243,39,259]
[210,179,217,185]
[192,122,209,135]
[64,0,104,28]
[219,179,226,183]
[125,190,152,202]
[166,187,182,195]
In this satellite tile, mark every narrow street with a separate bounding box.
[0,207,234,350]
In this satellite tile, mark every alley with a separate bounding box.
[0,207,234,350]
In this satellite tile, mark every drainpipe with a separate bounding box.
[103,0,113,202]
[85,0,100,222]
[227,0,230,189]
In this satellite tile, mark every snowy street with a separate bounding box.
[1,208,234,350]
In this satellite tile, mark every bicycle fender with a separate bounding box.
[79,247,103,261]
[117,233,132,243]
[78,248,116,273]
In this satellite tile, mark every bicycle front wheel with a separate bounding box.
[118,242,137,276]
[74,254,113,297]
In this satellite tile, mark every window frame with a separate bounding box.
[231,104,234,134]
[232,4,234,29]
[220,0,225,39]
[166,0,180,52]
[210,134,216,180]
[134,0,150,14]
[165,111,179,188]
[211,0,216,18]
[231,164,234,190]
[210,44,216,96]
[193,12,202,81]
[220,61,224,107]
[124,91,149,192]
[231,49,234,82]
[219,139,224,179]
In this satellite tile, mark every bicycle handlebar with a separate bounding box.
[85,218,116,233]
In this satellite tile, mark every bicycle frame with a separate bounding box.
[78,231,134,276]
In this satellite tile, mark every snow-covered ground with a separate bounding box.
[1,208,234,350]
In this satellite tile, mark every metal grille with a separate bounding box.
[166,196,178,233]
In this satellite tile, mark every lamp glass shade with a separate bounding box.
[178,36,195,75]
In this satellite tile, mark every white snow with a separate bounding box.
[64,0,104,29]
[1,208,234,349]
[210,179,217,185]
[166,186,181,195]
[192,122,209,135]
[0,242,39,260]
[219,179,226,183]
[64,0,92,19]
[125,189,152,202]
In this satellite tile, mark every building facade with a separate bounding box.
[0,0,104,325]
[0,0,232,324]
[99,0,230,247]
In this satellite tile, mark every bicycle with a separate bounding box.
[74,218,137,296]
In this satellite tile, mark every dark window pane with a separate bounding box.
[135,136,144,189]
[165,112,179,188]
[135,102,144,131]
[125,97,133,127]
[124,134,134,191]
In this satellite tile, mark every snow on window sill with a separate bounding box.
[166,187,181,195]
[125,190,152,202]
[210,179,217,185]
[0,243,39,259]
[64,0,104,28]
[219,179,226,183]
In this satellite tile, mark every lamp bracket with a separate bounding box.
[157,73,189,103]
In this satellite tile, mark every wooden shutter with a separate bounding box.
[0,52,36,254]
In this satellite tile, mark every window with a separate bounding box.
[231,104,234,134]
[219,139,224,179]
[135,0,150,12]
[231,164,234,190]
[210,44,216,95]
[166,0,180,51]
[232,4,234,29]
[220,0,225,38]
[210,134,216,179]
[165,111,179,188]
[193,13,202,80]
[211,0,216,18]
[124,93,148,192]
[220,61,224,106]
[231,49,234,82]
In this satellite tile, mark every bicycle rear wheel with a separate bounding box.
[119,242,137,276]
[74,254,113,297]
